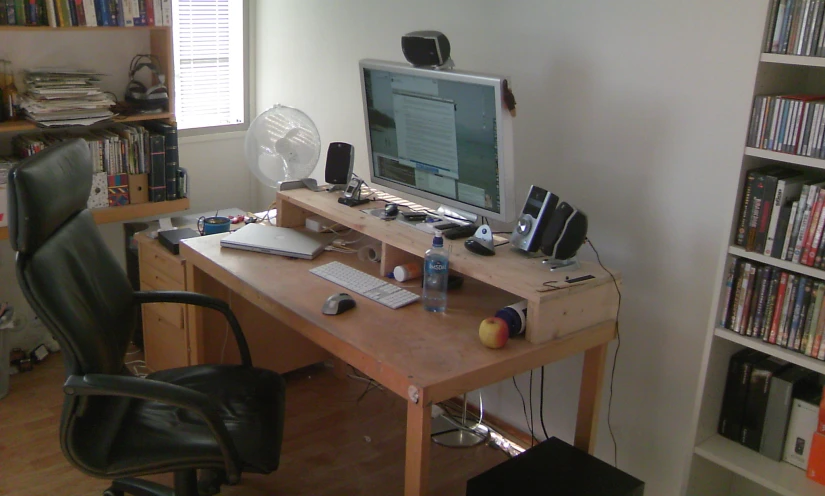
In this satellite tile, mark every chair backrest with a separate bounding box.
[9,139,137,376]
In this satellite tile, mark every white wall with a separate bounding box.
[255,1,767,493]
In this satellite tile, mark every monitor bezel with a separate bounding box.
[359,59,516,223]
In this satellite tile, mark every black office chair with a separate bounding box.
[8,139,286,496]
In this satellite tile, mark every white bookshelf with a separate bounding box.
[684,3,825,495]
[695,436,823,496]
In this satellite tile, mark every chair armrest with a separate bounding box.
[134,290,252,367]
[64,373,243,483]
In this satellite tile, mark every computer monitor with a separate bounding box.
[359,59,516,222]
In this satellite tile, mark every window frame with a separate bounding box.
[172,0,251,138]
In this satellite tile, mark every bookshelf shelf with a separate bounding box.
[714,327,825,375]
[728,246,825,280]
[0,25,169,32]
[0,112,175,134]
[695,435,822,496]
[760,53,825,67]
[0,198,190,241]
[744,147,825,170]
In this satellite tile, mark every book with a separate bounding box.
[721,258,741,328]
[142,120,178,200]
[765,170,805,256]
[781,201,800,259]
[751,266,773,337]
[778,274,798,345]
[785,275,810,348]
[719,349,768,442]
[736,170,759,246]
[762,269,783,341]
[147,133,165,202]
[742,356,791,450]
[771,201,794,258]
[760,365,819,460]
[757,168,800,254]
[802,282,824,354]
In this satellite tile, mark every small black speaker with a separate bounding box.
[541,202,588,261]
[324,142,354,188]
[402,30,451,67]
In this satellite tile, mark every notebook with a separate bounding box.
[219,223,335,260]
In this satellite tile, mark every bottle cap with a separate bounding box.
[393,265,410,281]
[432,233,443,247]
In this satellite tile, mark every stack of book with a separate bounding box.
[718,351,822,471]
[734,165,825,267]
[9,120,180,208]
[747,94,825,158]
[19,70,115,127]
[722,257,825,358]
[0,0,172,27]
[764,0,825,57]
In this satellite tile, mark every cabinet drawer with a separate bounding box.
[141,261,185,292]
[143,307,188,371]
[138,280,185,328]
[139,242,185,285]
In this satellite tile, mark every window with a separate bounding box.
[172,0,245,131]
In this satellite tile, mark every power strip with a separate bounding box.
[305,215,338,233]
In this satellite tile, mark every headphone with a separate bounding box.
[125,54,169,111]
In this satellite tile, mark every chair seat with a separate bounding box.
[108,365,285,476]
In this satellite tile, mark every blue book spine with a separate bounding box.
[93,0,107,25]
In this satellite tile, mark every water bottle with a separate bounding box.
[423,233,449,312]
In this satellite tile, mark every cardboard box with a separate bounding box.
[784,397,820,469]
[807,432,825,485]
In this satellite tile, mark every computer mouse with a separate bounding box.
[384,203,399,217]
[322,293,357,315]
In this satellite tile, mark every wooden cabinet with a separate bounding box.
[0,25,189,242]
[136,231,331,373]
[685,4,825,495]
[137,232,188,371]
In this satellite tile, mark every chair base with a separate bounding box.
[104,470,199,496]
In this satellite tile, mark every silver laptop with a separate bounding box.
[219,224,335,260]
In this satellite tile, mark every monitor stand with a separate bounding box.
[542,257,580,271]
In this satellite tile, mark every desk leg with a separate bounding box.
[574,342,609,454]
[405,401,431,496]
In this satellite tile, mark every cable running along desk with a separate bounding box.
[179,189,621,496]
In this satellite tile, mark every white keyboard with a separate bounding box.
[309,261,420,309]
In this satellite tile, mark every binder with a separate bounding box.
[147,133,166,202]
[143,121,178,200]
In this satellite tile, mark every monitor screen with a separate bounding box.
[359,59,515,222]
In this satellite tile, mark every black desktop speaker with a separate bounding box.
[324,142,354,187]
[401,30,451,67]
[541,202,588,261]
[510,185,559,253]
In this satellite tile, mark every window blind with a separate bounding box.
[173,0,244,130]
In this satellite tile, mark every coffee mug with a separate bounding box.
[197,216,231,235]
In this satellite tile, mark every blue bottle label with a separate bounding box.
[426,259,448,274]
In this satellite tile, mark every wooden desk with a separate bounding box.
[180,190,621,496]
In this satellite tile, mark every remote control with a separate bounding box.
[443,224,478,240]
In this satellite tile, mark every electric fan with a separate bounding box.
[244,105,321,189]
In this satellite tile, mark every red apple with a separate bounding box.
[478,316,509,349]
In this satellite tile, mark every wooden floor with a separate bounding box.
[0,354,508,496]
